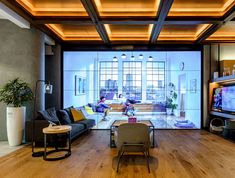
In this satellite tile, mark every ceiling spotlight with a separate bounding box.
[139,54,143,59]
[113,56,118,61]
[131,55,135,60]
[121,54,126,59]
[148,56,153,61]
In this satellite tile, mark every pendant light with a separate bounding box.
[139,54,143,59]
[121,54,126,59]
[148,56,153,61]
[113,56,118,61]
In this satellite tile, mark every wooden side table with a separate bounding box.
[43,125,72,161]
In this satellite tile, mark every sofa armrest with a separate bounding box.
[25,120,49,143]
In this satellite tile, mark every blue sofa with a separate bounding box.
[25,107,96,145]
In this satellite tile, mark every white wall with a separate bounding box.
[63,52,97,108]
[168,51,201,128]
[220,43,235,60]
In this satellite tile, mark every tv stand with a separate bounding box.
[210,111,235,120]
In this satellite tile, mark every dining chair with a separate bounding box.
[116,123,151,173]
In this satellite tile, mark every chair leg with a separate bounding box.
[143,150,150,173]
[116,151,124,173]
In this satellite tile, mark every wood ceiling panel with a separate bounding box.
[94,0,160,17]
[104,24,153,40]
[207,22,235,41]
[169,0,235,17]
[46,24,101,41]
[16,0,88,16]
[158,24,211,41]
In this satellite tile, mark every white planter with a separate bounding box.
[166,108,172,115]
[6,107,26,146]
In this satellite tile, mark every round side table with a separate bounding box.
[43,125,72,161]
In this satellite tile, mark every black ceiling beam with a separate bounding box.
[80,0,110,44]
[195,5,235,44]
[149,0,174,44]
[34,17,93,25]
[33,16,221,25]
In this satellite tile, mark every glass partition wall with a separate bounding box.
[63,51,201,129]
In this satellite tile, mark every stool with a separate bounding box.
[43,125,72,161]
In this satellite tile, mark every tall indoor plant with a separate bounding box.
[166,82,178,115]
[0,78,33,146]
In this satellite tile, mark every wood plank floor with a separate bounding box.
[0,130,235,178]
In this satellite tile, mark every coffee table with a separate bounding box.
[110,120,155,148]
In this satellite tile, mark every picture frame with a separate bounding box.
[75,75,86,95]
[190,79,197,93]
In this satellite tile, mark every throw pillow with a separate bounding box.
[57,110,71,125]
[84,105,94,115]
[71,108,86,122]
[64,106,74,122]
[38,108,60,125]
[88,103,97,112]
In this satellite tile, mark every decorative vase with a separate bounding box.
[166,108,172,115]
[6,107,26,146]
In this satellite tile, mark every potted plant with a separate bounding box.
[166,82,178,115]
[0,78,33,146]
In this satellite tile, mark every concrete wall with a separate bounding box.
[0,20,47,140]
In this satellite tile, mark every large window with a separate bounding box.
[122,61,142,100]
[146,61,165,100]
[99,61,118,99]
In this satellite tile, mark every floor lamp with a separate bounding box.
[32,80,53,157]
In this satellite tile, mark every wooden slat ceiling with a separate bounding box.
[169,0,235,17]
[8,0,235,44]
[207,22,235,41]
[158,24,212,41]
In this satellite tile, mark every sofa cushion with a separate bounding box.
[77,119,95,129]
[57,110,71,125]
[86,113,104,124]
[84,105,94,114]
[71,108,86,122]
[38,108,60,125]
[78,107,89,117]
[70,123,86,138]
[64,106,74,122]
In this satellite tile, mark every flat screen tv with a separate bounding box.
[222,86,235,112]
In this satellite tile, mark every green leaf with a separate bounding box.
[0,78,33,107]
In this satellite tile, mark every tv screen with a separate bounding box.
[222,86,235,112]
[212,88,222,111]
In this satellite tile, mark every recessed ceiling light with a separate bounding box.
[113,56,118,61]
[121,54,126,59]
[148,56,153,61]
[131,55,135,60]
[139,54,143,59]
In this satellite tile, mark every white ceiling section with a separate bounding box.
[0,13,6,19]
[0,2,30,29]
